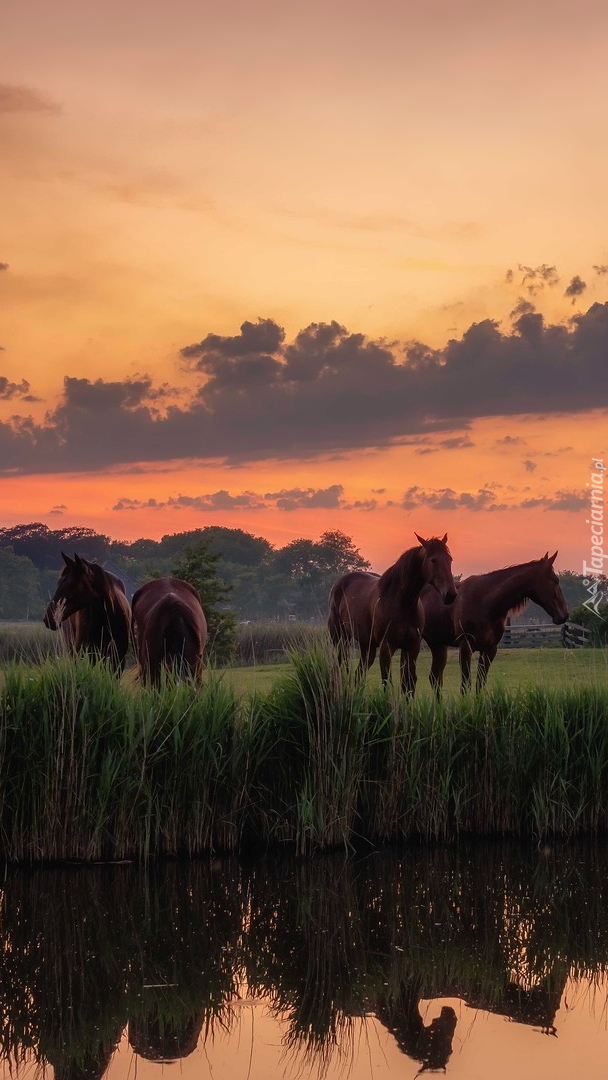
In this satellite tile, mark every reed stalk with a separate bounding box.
[2,645,608,860]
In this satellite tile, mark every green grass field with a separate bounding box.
[220,646,608,697]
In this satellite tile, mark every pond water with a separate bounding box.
[3,841,608,1079]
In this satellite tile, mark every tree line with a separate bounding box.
[0,522,606,642]
[0,522,370,624]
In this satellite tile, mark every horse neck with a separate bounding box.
[381,548,425,606]
[485,563,537,617]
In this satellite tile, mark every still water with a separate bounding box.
[3,842,608,1079]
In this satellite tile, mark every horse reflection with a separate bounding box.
[128,1010,205,1061]
[375,979,457,1073]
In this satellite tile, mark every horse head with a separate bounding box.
[415,533,457,605]
[43,552,98,629]
[531,551,569,624]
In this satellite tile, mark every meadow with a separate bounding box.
[1,619,608,863]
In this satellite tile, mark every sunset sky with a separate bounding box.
[1,0,607,576]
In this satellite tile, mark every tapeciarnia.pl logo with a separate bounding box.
[582,458,606,617]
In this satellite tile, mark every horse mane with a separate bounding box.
[87,562,126,614]
[472,559,548,618]
[377,545,422,599]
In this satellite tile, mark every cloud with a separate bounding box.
[399,485,585,513]
[517,263,560,296]
[496,435,526,446]
[0,84,61,114]
[593,265,608,276]
[2,302,608,474]
[113,484,349,514]
[414,434,474,455]
[522,459,537,472]
[564,275,586,304]
[263,484,343,511]
[509,297,536,319]
[0,377,34,401]
[0,263,8,272]
[399,486,507,512]
[520,490,587,512]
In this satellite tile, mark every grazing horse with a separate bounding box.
[43,553,131,673]
[327,534,457,695]
[131,578,207,686]
[421,552,569,694]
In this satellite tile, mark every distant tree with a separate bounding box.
[0,523,112,570]
[271,530,370,620]
[0,547,41,620]
[202,526,273,568]
[171,539,237,664]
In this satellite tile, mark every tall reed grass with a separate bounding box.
[2,643,608,861]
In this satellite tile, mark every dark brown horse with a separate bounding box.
[43,553,132,673]
[327,534,457,695]
[421,552,569,694]
[131,578,207,686]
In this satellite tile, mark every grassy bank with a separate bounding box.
[1,645,608,861]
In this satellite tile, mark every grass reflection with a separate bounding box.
[1,843,608,1076]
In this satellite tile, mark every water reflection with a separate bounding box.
[1,842,608,1077]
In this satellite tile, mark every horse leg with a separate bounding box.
[400,640,420,697]
[356,641,376,683]
[379,641,394,686]
[328,614,350,669]
[459,638,473,694]
[476,644,498,692]
[429,645,448,696]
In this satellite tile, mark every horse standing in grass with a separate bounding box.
[43,553,131,673]
[421,552,569,694]
[327,534,457,696]
[131,578,207,686]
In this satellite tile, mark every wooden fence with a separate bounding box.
[502,622,591,648]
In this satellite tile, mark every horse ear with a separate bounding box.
[543,551,549,560]
[548,550,558,565]
[441,533,448,544]
[61,551,73,567]
[414,532,428,547]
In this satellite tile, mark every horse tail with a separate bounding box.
[327,577,347,644]
[161,596,206,678]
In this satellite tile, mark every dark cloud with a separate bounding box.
[181,318,285,362]
[415,434,474,455]
[0,84,61,114]
[0,263,8,271]
[523,459,537,472]
[2,302,608,474]
[263,484,343,511]
[509,297,536,319]
[564,275,587,304]
[505,269,514,283]
[593,265,608,276]
[518,263,560,295]
[0,377,33,401]
[113,484,349,514]
[496,435,526,446]
[400,486,507,512]
[521,490,586,512]
[400,485,584,513]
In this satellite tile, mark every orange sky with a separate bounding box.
[1,0,607,576]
